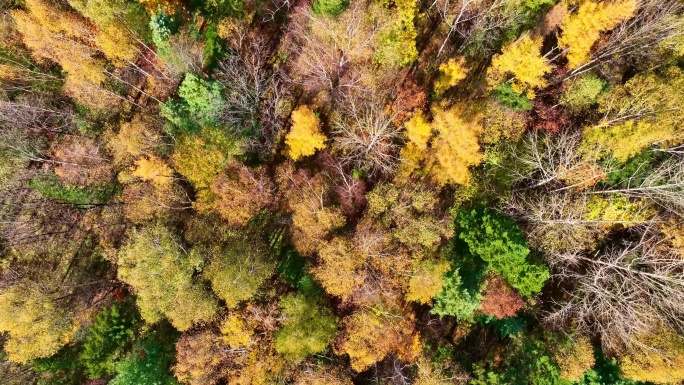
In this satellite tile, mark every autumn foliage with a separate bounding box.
[3,0,684,383]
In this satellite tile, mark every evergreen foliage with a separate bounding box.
[457,207,549,297]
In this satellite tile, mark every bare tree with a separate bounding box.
[215,36,288,155]
[430,0,524,59]
[430,0,481,58]
[282,3,382,96]
[0,96,75,134]
[502,129,610,190]
[546,229,684,353]
[332,94,402,179]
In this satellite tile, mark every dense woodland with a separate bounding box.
[1,0,684,383]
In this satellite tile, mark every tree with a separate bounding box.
[487,34,552,98]
[206,164,274,227]
[283,2,392,94]
[173,330,230,385]
[105,116,163,166]
[563,0,684,76]
[429,106,483,186]
[128,155,175,191]
[557,0,637,69]
[138,0,184,13]
[506,191,607,256]
[214,38,288,154]
[545,234,684,353]
[276,164,346,255]
[335,306,421,372]
[66,0,148,64]
[171,134,228,190]
[119,154,186,223]
[166,74,225,129]
[374,0,419,67]
[492,83,532,111]
[285,105,326,161]
[48,135,113,187]
[559,73,605,114]
[431,271,483,319]
[479,274,524,319]
[116,224,219,330]
[332,95,402,177]
[110,324,180,385]
[403,111,432,151]
[214,305,288,384]
[457,207,549,297]
[10,0,121,110]
[293,364,354,385]
[581,69,684,162]
[433,57,469,95]
[311,237,366,301]
[0,282,71,363]
[619,327,684,384]
[200,232,276,309]
[389,76,428,125]
[549,335,595,382]
[364,182,454,257]
[80,301,140,378]
[274,294,338,362]
[406,260,451,304]
[470,333,563,385]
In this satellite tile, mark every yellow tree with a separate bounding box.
[129,155,175,191]
[549,336,595,382]
[172,135,228,190]
[121,155,181,223]
[137,0,184,13]
[105,117,163,166]
[66,0,147,64]
[285,105,327,161]
[558,0,637,69]
[0,282,71,363]
[311,237,367,301]
[399,111,432,177]
[620,327,684,384]
[335,305,421,372]
[433,57,469,95]
[406,260,450,304]
[429,106,483,186]
[487,34,552,98]
[10,0,119,110]
[117,224,219,330]
[581,69,684,161]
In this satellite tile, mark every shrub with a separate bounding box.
[29,173,119,205]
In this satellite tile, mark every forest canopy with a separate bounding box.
[1,0,684,384]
